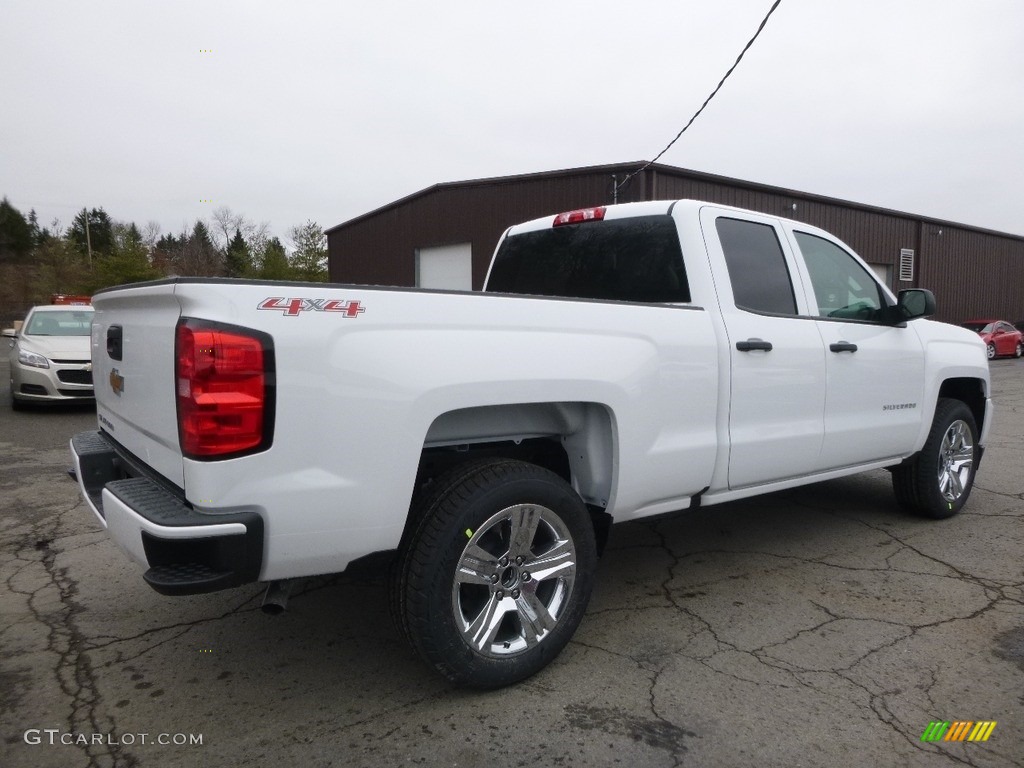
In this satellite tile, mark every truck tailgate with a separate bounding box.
[91,283,184,488]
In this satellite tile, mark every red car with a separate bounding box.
[960,319,1023,359]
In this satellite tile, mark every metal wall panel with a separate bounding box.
[327,162,1024,322]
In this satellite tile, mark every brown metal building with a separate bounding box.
[326,161,1024,323]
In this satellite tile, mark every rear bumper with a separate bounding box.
[70,431,264,595]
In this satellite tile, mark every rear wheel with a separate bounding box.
[891,398,978,519]
[392,459,597,688]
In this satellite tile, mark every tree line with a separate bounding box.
[0,197,328,320]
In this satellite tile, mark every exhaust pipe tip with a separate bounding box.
[261,580,295,615]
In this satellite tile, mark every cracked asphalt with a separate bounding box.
[1,356,1022,768]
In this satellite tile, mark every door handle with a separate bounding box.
[829,341,858,353]
[736,339,773,352]
[107,326,123,360]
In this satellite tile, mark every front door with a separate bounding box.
[786,229,925,470]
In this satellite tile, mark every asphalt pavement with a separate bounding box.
[1,355,1021,767]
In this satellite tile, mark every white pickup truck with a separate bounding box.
[71,200,991,687]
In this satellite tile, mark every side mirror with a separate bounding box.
[896,289,936,321]
[1,328,16,339]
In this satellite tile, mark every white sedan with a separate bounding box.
[4,305,95,409]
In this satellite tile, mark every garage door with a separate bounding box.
[416,243,473,290]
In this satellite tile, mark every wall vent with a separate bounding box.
[899,249,915,282]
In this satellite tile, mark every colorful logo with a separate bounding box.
[921,721,996,742]
[109,368,125,397]
[257,297,365,318]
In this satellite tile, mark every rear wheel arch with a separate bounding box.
[416,400,617,522]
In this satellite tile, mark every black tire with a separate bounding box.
[891,461,920,513]
[391,459,597,688]
[11,396,26,411]
[891,398,978,519]
[986,343,996,360]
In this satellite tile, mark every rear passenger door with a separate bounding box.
[786,228,925,470]
[700,208,826,489]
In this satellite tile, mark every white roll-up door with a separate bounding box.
[416,243,473,290]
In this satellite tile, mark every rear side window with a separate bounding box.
[486,215,690,303]
[716,218,797,315]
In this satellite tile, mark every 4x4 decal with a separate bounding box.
[257,298,365,317]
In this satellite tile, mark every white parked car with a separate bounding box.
[5,305,95,409]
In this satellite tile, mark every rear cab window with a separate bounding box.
[485,215,690,303]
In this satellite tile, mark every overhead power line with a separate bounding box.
[614,0,784,200]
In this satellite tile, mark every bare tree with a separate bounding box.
[246,221,272,266]
[210,206,245,252]
[169,221,223,277]
[141,221,162,249]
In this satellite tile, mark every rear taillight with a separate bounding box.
[175,320,274,459]
[552,207,606,226]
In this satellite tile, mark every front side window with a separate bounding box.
[715,218,797,315]
[794,232,885,321]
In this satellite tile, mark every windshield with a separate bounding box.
[25,310,94,336]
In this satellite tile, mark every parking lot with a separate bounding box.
[1,355,1021,768]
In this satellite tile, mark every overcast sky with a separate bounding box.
[2,0,1022,243]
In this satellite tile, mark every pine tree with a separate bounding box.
[225,228,252,277]
[171,220,223,276]
[68,207,114,258]
[0,197,33,263]
[288,220,327,282]
[257,237,292,280]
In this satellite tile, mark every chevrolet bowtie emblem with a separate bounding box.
[109,368,125,397]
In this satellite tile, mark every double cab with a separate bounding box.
[71,200,991,687]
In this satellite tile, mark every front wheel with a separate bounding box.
[892,398,978,519]
[986,343,996,360]
[1015,342,1022,358]
[392,459,597,688]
